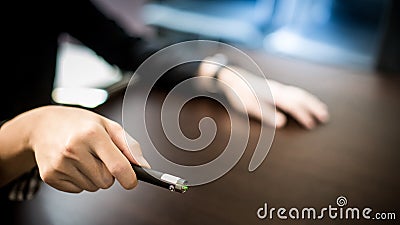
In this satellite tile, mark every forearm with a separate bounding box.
[63,0,158,72]
[0,114,36,187]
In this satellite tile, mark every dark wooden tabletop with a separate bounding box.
[6,53,400,225]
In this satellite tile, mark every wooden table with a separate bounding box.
[6,53,400,225]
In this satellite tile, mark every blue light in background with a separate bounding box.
[143,0,389,70]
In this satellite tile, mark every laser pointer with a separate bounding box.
[131,163,188,193]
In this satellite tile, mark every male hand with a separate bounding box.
[25,106,149,193]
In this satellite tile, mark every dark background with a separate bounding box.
[94,0,399,73]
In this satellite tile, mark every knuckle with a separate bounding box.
[67,187,83,194]
[86,186,100,192]
[106,120,123,133]
[111,121,123,131]
[108,162,126,177]
[52,151,69,173]
[61,143,77,159]
[39,169,53,184]
[102,176,115,189]
[80,122,101,139]
[108,162,137,190]
[60,123,101,156]
[47,157,64,175]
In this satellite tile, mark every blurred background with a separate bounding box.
[53,0,399,106]
[142,0,389,69]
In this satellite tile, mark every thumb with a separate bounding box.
[275,110,287,129]
[125,132,151,169]
[104,119,151,168]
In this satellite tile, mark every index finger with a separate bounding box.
[91,127,138,190]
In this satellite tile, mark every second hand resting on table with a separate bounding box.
[199,62,329,129]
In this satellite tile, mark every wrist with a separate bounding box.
[198,53,228,77]
[197,54,228,92]
[217,65,249,92]
[2,112,36,154]
[0,110,38,186]
[267,80,286,102]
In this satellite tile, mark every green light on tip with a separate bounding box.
[183,186,188,191]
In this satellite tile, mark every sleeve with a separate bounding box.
[58,0,201,91]
[0,167,41,202]
[59,0,158,72]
